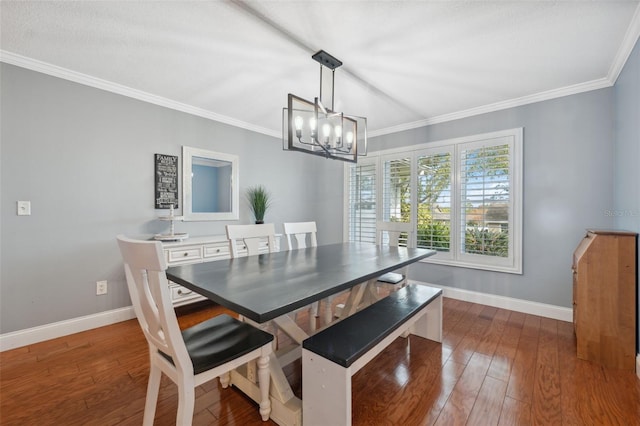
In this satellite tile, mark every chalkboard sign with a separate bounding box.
[155,154,179,209]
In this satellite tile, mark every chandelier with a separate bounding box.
[283,50,367,163]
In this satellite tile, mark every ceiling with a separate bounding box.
[2,1,639,138]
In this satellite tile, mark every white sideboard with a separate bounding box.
[161,234,280,307]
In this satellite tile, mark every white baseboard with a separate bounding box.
[0,306,136,352]
[637,354,640,379]
[411,280,573,322]
[0,284,591,351]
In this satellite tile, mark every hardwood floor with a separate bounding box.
[1,297,639,425]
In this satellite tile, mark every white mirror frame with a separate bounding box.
[182,146,239,221]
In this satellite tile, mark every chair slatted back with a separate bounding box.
[226,223,277,258]
[116,235,191,372]
[283,221,318,250]
[376,221,414,248]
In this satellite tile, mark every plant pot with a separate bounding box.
[255,220,264,224]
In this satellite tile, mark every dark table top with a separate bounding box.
[167,242,435,323]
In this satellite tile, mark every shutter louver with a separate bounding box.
[348,161,377,243]
[417,152,452,252]
[460,144,510,257]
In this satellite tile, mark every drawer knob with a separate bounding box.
[183,252,188,257]
[217,249,220,253]
[177,289,192,295]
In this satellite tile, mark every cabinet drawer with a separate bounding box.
[167,247,203,264]
[170,285,197,302]
[203,243,230,260]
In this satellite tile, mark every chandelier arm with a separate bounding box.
[297,137,333,156]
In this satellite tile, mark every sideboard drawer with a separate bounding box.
[167,247,202,264]
[169,284,203,305]
[160,234,280,308]
[170,284,194,300]
[203,243,230,260]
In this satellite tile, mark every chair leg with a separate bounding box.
[143,363,162,426]
[257,354,271,421]
[220,371,230,388]
[176,376,196,426]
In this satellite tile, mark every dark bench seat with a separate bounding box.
[302,284,443,425]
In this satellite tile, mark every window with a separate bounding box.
[345,159,377,243]
[417,149,453,254]
[382,156,411,223]
[345,128,523,274]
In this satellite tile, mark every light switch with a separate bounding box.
[17,201,31,216]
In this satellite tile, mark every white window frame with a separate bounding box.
[344,128,523,274]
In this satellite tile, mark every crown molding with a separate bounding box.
[2,20,637,142]
[608,2,640,84]
[371,4,640,138]
[0,50,281,139]
[369,77,613,138]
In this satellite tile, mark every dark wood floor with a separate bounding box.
[1,296,639,425]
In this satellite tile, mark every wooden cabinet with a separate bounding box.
[572,230,637,370]
[161,234,280,307]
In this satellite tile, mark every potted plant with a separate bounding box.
[246,185,272,224]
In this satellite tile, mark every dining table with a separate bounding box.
[167,241,436,426]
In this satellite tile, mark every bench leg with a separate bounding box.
[302,349,352,426]
[411,294,443,342]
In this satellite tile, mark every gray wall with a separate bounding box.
[370,88,616,308]
[613,39,640,352]
[2,40,637,337]
[0,63,344,333]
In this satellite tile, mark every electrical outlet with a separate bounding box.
[17,201,31,216]
[96,280,108,295]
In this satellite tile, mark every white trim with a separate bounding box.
[637,354,640,379]
[369,79,612,137]
[0,306,136,352]
[608,2,640,84]
[0,50,281,139]
[368,2,640,139]
[3,4,639,143]
[411,280,573,322]
[372,127,523,157]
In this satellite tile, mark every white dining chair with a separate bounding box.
[116,235,273,425]
[282,222,325,329]
[226,223,277,257]
[226,223,286,337]
[283,221,318,251]
[376,221,414,290]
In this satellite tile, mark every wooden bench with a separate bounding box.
[301,284,443,426]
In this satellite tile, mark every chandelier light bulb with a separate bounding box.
[346,131,354,150]
[322,123,332,145]
[335,124,343,146]
[309,117,317,139]
[294,116,304,138]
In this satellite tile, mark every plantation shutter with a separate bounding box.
[381,157,411,222]
[344,129,521,273]
[459,142,511,257]
[416,150,452,253]
[347,160,377,243]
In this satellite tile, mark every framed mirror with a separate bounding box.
[182,146,239,221]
